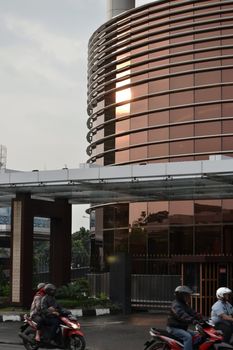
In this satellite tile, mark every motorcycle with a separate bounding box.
[144,321,233,350]
[19,313,86,350]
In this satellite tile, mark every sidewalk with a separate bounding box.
[0,307,123,322]
[0,308,167,325]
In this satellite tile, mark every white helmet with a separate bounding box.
[216,287,232,300]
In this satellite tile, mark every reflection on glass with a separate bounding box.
[194,200,222,224]
[195,226,221,255]
[148,226,169,257]
[116,58,131,118]
[170,227,194,255]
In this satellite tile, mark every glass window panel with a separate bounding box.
[132,63,148,73]
[195,121,221,136]
[222,199,233,223]
[169,201,194,225]
[195,59,221,69]
[170,107,194,123]
[223,226,233,255]
[222,136,233,151]
[170,227,193,255]
[115,150,129,163]
[129,203,147,227]
[195,226,221,255]
[170,54,193,64]
[170,124,194,139]
[130,226,147,254]
[131,115,148,129]
[130,146,147,160]
[195,137,221,152]
[170,156,194,162]
[131,99,148,113]
[195,71,221,84]
[148,143,169,158]
[170,63,193,74]
[221,57,233,66]
[222,69,233,82]
[103,230,114,267]
[149,67,169,78]
[149,95,169,109]
[149,79,169,93]
[222,86,233,100]
[195,87,221,102]
[170,140,194,155]
[103,206,114,229]
[147,202,169,226]
[170,91,193,106]
[195,104,221,120]
[132,54,148,65]
[114,204,129,227]
[132,83,148,98]
[148,226,168,257]
[149,49,169,59]
[194,200,222,224]
[222,120,233,133]
[170,75,194,89]
[116,119,129,133]
[222,103,233,117]
[149,111,169,126]
[149,58,169,67]
[195,50,221,59]
[130,131,147,145]
[116,135,129,148]
[148,127,169,141]
[115,229,129,253]
[131,44,149,55]
[131,73,148,83]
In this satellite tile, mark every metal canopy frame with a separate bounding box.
[0,158,233,206]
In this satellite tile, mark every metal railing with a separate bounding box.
[87,273,181,308]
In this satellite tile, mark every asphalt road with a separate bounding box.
[0,312,167,350]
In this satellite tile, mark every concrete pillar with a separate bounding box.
[11,194,34,306]
[106,0,135,19]
[50,199,72,287]
[10,196,72,307]
[110,252,131,314]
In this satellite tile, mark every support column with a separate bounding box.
[11,194,34,307]
[50,199,71,287]
[110,252,131,314]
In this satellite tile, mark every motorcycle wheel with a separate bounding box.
[69,335,86,350]
[144,341,170,350]
[22,327,39,350]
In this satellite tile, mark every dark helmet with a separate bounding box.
[175,285,193,302]
[37,282,46,290]
[175,285,193,294]
[44,283,56,295]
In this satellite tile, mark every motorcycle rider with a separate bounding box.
[167,285,203,350]
[29,282,46,342]
[210,287,233,343]
[40,283,70,345]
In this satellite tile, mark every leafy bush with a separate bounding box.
[56,278,90,299]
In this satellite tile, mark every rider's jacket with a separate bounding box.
[40,295,62,317]
[167,299,198,330]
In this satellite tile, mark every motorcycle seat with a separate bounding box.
[150,328,184,343]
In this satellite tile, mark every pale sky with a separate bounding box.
[0,0,154,231]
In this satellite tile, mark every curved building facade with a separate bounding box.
[87,0,233,313]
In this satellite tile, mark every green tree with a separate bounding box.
[72,227,90,268]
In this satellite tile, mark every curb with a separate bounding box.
[0,308,119,322]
